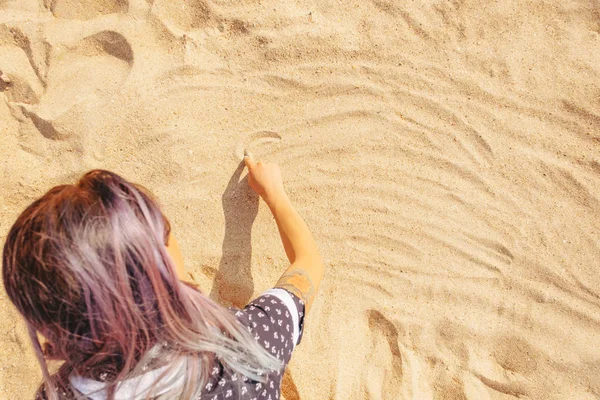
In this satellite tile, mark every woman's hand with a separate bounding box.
[244,154,287,209]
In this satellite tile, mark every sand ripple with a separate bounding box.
[1,0,600,399]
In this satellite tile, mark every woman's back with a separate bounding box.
[4,159,324,400]
[36,289,305,400]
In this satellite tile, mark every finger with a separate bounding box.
[243,151,256,171]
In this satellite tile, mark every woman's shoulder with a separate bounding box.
[229,288,306,368]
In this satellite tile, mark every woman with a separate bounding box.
[2,155,324,399]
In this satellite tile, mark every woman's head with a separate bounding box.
[3,170,280,399]
[4,170,174,364]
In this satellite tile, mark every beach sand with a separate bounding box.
[1,0,600,399]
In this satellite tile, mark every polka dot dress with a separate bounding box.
[202,289,306,400]
[35,289,306,400]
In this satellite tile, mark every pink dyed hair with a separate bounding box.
[3,170,280,399]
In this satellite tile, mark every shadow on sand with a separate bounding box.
[210,161,258,308]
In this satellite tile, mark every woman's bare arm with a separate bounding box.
[269,193,323,313]
[244,155,324,314]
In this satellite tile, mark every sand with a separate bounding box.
[1,0,600,399]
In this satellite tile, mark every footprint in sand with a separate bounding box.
[235,131,282,161]
[12,30,133,140]
[365,310,403,399]
[45,0,128,20]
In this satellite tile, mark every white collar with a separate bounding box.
[70,363,184,400]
